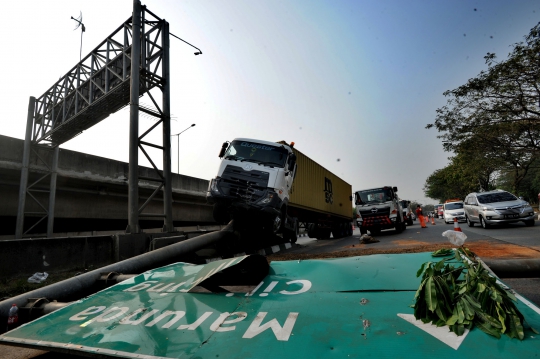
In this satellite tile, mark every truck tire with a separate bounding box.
[370,228,380,235]
[284,218,298,244]
[347,223,353,236]
[307,223,317,238]
[331,224,343,239]
[407,217,413,226]
[317,229,331,239]
[395,222,403,234]
[213,204,230,225]
[360,227,367,235]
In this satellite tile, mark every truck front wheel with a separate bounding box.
[331,224,343,239]
[395,218,404,234]
[283,218,298,244]
[213,204,230,225]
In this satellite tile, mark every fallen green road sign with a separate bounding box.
[1,253,540,358]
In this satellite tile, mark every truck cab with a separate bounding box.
[354,186,406,235]
[206,138,297,236]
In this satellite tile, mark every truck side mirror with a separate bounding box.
[218,142,229,158]
[288,153,297,171]
[393,186,398,192]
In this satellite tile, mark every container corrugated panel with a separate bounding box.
[280,142,352,220]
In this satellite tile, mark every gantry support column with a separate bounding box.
[46,145,60,237]
[127,0,142,234]
[15,97,36,239]
[162,21,174,232]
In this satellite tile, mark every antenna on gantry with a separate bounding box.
[71,12,86,62]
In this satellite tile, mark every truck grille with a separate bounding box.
[362,215,392,226]
[359,206,390,217]
[218,165,270,202]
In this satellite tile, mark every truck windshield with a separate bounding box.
[224,140,288,167]
[355,188,394,205]
[399,200,408,209]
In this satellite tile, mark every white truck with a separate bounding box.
[207,138,353,243]
[354,186,406,235]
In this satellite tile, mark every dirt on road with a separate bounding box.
[268,239,540,262]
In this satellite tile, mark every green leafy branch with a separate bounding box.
[412,248,535,339]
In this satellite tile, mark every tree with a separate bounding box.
[497,157,540,204]
[423,151,498,202]
[427,24,540,192]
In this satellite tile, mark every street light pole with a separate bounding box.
[171,124,196,174]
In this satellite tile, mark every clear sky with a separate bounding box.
[1,0,538,205]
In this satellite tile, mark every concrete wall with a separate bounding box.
[0,135,214,236]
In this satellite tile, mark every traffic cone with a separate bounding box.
[453,217,462,232]
[431,216,436,225]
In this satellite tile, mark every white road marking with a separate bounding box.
[397,313,469,350]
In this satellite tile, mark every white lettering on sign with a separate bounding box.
[68,305,298,341]
[260,281,279,297]
[69,306,106,321]
[146,310,186,328]
[122,277,312,297]
[242,312,299,341]
[279,280,312,295]
[120,308,160,325]
[147,283,178,292]
[94,307,130,322]
[210,312,248,332]
[177,311,213,330]
[124,281,159,292]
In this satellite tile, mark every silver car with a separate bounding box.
[464,190,536,228]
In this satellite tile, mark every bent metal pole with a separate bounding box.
[0,221,235,328]
[127,0,142,234]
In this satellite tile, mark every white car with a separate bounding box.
[443,201,466,224]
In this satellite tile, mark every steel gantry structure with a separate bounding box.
[16,0,178,238]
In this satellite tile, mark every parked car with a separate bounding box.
[443,201,465,224]
[464,190,536,228]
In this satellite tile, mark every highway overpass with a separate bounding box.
[0,135,214,238]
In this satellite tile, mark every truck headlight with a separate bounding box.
[209,179,219,193]
[259,192,275,204]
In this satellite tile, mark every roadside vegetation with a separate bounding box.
[0,269,83,301]
[425,24,540,204]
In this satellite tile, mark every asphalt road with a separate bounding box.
[293,217,540,255]
[287,217,540,308]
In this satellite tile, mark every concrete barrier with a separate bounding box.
[483,258,540,278]
[0,226,223,278]
[0,235,115,278]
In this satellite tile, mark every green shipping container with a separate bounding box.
[279,142,352,222]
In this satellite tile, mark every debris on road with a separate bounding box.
[442,230,467,246]
[359,234,379,244]
[27,272,48,284]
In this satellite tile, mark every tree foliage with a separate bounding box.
[423,152,498,203]
[426,23,540,200]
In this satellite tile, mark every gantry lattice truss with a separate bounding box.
[16,3,175,237]
[33,7,165,146]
